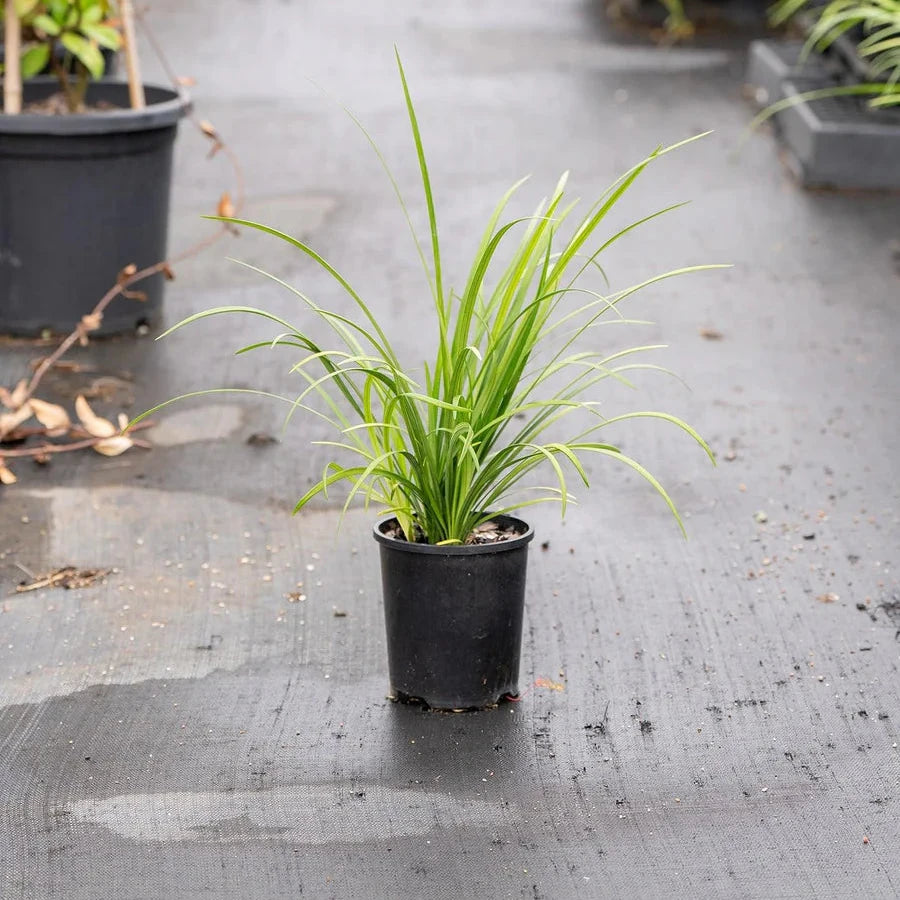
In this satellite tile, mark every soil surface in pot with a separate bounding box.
[23,93,118,115]
[382,518,525,545]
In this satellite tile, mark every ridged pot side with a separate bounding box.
[373,515,534,710]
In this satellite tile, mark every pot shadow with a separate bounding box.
[380,699,533,791]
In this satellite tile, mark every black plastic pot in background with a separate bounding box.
[0,78,190,336]
[374,515,534,710]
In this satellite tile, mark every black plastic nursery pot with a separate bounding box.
[374,514,534,710]
[0,78,190,336]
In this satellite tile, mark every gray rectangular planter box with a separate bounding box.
[745,39,900,190]
[745,40,828,107]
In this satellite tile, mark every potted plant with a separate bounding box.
[135,54,721,711]
[745,0,900,188]
[0,0,190,336]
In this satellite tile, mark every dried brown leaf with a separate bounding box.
[82,376,134,405]
[75,395,116,438]
[0,403,34,440]
[217,191,235,218]
[29,398,70,436]
[93,435,133,457]
[699,327,724,340]
[9,379,28,409]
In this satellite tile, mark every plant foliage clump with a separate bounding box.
[137,54,721,545]
[768,0,900,107]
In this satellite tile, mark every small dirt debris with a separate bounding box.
[541,541,550,551]
[639,719,653,734]
[699,327,724,340]
[817,593,839,604]
[754,511,768,523]
[878,600,900,628]
[246,433,278,446]
[803,533,816,541]
[194,635,223,651]
[332,608,348,618]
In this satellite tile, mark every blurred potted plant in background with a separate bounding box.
[1,0,121,111]
[769,0,900,106]
[745,0,900,187]
[0,0,190,336]
[1,1,242,486]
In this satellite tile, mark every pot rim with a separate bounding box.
[0,78,191,136]
[373,513,534,555]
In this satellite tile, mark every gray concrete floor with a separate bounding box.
[2,1,899,897]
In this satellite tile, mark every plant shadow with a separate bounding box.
[380,698,533,791]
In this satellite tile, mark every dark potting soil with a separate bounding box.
[22,93,118,115]
[383,518,524,545]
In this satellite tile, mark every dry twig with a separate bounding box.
[14,567,111,593]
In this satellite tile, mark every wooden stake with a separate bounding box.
[119,0,145,109]
[3,0,22,114]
